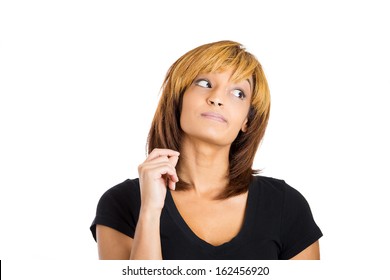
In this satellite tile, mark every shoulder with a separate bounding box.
[102,178,140,196]
[97,178,141,210]
[250,175,311,209]
[91,178,141,240]
[251,175,298,196]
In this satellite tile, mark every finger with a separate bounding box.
[139,157,179,189]
[146,162,178,182]
[167,178,176,191]
[146,148,180,162]
[168,155,179,167]
[144,155,170,165]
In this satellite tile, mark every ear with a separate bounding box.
[241,117,248,133]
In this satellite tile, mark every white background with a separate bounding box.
[1,0,389,278]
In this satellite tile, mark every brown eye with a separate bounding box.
[232,89,246,99]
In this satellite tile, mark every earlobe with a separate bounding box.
[241,118,248,132]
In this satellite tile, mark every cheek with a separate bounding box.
[179,92,194,128]
[181,90,202,114]
[231,105,250,126]
[181,93,191,113]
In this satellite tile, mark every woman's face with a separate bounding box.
[180,69,252,147]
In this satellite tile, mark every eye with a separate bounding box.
[232,89,246,99]
[195,79,211,88]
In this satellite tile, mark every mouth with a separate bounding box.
[200,112,227,123]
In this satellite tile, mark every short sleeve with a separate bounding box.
[90,179,141,242]
[279,182,323,259]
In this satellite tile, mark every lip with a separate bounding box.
[200,112,227,123]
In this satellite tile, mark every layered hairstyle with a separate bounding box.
[147,40,271,199]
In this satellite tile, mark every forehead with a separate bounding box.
[199,65,252,79]
[196,69,253,89]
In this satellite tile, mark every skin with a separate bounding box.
[96,69,321,260]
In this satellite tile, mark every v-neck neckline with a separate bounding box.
[164,177,258,253]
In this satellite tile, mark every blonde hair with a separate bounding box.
[148,40,271,199]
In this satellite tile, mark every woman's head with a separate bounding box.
[147,40,270,198]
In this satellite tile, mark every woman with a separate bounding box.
[90,40,323,259]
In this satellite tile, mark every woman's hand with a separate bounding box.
[137,148,180,212]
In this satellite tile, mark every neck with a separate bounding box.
[177,136,230,198]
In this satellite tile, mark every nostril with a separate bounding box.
[208,99,223,106]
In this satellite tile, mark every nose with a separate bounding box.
[207,89,224,107]
[208,99,223,106]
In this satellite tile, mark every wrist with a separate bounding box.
[139,207,162,221]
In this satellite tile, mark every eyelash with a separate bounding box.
[194,79,246,100]
[195,79,211,88]
[232,89,246,100]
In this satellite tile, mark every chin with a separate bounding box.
[186,132,236,147]
[181,122,239,147]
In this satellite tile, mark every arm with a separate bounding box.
[130,209,162,259]
[290,240,320,260]
[96,225,133,259]
[96,211,162,260]
[96,148,179,260]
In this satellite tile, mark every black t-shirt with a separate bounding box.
[90,175,322,259]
